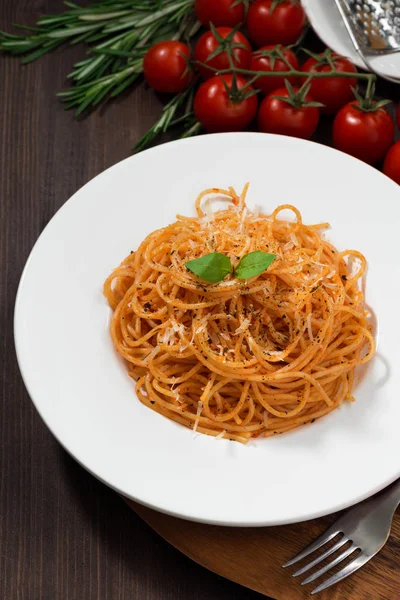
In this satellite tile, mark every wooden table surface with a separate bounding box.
[1,2,399,600]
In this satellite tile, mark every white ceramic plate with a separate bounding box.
[15,133,400,527]
[303,0,400,80]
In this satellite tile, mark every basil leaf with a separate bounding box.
[186,252,232,283]
[235,251,276,280]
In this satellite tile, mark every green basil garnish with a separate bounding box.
[186,252,233,283]
[185,251,276,284]
[235,251,276,280]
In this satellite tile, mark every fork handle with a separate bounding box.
[371,478,400,514]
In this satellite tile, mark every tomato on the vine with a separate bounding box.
[333,101,394,164]
[143,41,192,93]
[250,45,299,95]
[194,74,258,132]
[383,141,400,185]
[247,0,306,47]
[257,84,321,139]
[195,0,245,27]
[301,52,357,114]
[194,26,251,79]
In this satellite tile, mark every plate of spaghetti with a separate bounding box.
[15,133,400,526]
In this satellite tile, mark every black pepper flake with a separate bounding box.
[144,302,151,311]
[341,275,347,281]
[150,401,155,405]
[311,418,315,423]
[171,250,175,255]
[130,250,134,254]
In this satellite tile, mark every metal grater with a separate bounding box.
[333,0,400,55]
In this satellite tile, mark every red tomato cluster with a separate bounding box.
[143,0,400,183]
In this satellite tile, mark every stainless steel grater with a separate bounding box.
[333,0,400,81]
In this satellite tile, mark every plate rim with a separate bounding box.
[13,132,400,527]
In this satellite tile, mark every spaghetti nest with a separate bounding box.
[104,185,375,443]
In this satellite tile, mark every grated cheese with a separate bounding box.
[215,430,226,440]
[218,279,237,287]
[160,327,176,346]
[234,318,251,335]
[215,344,224,356]
[143,345,160,364]
[323,281,338,289]
[193,400,203,433]
[200,197,214,230]
[195,319,208,335]
[238,207,247,233]
[282,242,294,252]
[171,320,185,335]
[307,313,314,341]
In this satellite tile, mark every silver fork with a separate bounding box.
[283,478,400,595]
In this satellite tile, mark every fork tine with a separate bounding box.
[292,536,348,577]
[282,526,340,568]
[301,544,357,585]
[311,552,371,595]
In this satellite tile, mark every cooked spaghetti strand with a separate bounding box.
[104,186,375,443]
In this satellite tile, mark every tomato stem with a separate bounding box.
[193,60,376,84]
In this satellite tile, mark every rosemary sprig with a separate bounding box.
[134,81,201,152]
[0,0,198,115]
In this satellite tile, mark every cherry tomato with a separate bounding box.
[143,41,192,94]
[257,86,320,139]
[250,45,299,95]
[383,141,400,185]
[194,74,258,132]
[333,102,394,164]
[247,0,306,47]
[301,53,357,114]
[194,26,251,79]
[195,0,245,27]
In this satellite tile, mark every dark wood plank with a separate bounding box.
[0,2,264,598]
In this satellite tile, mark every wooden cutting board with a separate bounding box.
[127,499,400,599]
